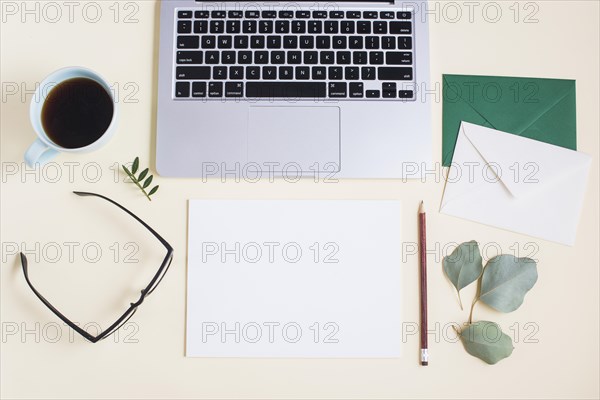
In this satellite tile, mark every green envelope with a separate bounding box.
[442,74,576,166]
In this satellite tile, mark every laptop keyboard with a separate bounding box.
[174,9,416,100]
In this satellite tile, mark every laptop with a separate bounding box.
[156,1,431,179]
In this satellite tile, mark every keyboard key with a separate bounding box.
[255,51,269,64]
[279,10,294,18]
[177,35,199,49]
[238,51,252,64]
[276,20,289,33]
[262,11,276,18]
[325,21,338,34]
[296,67,310,79]
[225,82,244,97]
[177,51,202,64]
[313,11,327,18]
[177,20,191,33]
[349,36,363,49]
[382,36,395,49]
[378,67,413,80]
[397,11,412,19]
[329,82,347,98]
[267,36,282,48]
[353,51,367,64]
[399,90,414,98]
[234,36,248,48]
[210,20,225,33]
[386,52,412,65]
[380,11,395,19]
[271,51,285,64]
[208,82,223,97]
[228,10,243,18]
[330,11,344,19]
[346,11,361,19]
[287,51,302,64]
[345,67,359,80]
[357,21,371,33]
[366,36,380,49]
[218,36,232,48]
[341,21,355,34]
[200,35,215,48]
[296,11,311,18]
[194,20,207,33]
[383,90,396,98]
[382,82,397,92]
[363,11,378,19]
[175,82,189,97]
[250,35,265,48]
[211,11,225,18]
[279,67,293,79]
[390,21,411,34]
[246,82,326,98]
[226,20,241,33]
[246,66,260,79]
[245,10,259,18]
[361,66,376,80]
[221,51,235,63]
[329,66,343,80]
[178,10,192,19]
[369,51,384,64]
[192,82,206,97]
[283,36,298,48]
[243,20,257,33]
[320,51,334,64]
[213,66,227,79]
[299,36,314,48]
[312,67,326,80]
[304,51,318,64]
[229,66,244,79]
[349,82,364,97]
[398,37,412,49]
[308,21,322,33]
[263,66,277,79]
[176,66,210,80]
[194,10,208,18]
[292,20,306,33]
[205,51,219,64]
[332,36,347,49]
[366,90,380,98]
[316,36,330,49]
[259,20,273,33]
[337,51,351,64]
[373,21,387,34]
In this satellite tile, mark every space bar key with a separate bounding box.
[246,82,326,98]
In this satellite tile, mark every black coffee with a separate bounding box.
[41,77,113,149]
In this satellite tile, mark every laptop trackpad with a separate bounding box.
[248,106,340,172]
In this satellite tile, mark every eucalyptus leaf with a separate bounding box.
[138,168,149,182]
[460,321,514,364]
[132,157,139,174]
[442,241,483,308]
[479,255,537,312]
[143,175,153,189]
[148,185,159,196]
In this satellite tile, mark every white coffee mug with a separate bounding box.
[25,67,118,167]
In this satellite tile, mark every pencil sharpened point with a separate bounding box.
[419,201,425,214]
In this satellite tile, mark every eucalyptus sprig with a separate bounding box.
[122,157,159,201]
[443,241,538,364]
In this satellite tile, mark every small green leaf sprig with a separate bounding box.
[442,241,538,364]
[122,157,159,201]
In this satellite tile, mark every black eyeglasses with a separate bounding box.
[19,191,174,343]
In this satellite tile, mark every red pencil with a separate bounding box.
[419,201,428,366]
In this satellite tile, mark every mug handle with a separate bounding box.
[24,139,59,167]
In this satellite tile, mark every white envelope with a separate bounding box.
[440,122,592,246]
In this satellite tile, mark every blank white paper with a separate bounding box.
[186,200,403,358]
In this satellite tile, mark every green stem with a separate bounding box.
[125,170,152,201]
[468,298,478,324]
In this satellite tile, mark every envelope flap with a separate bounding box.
[461,122,591,198]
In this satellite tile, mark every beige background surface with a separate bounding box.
[1,1,599,399]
